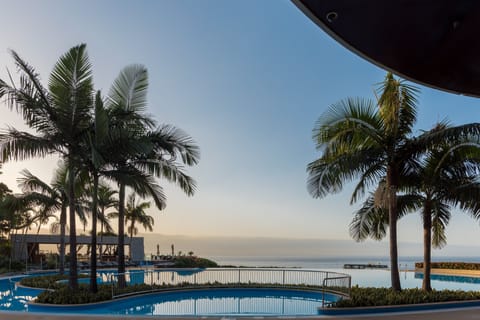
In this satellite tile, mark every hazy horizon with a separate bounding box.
[30,228,480,259]
[140,233,480,259]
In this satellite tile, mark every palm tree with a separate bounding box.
[411,135,480,291]
[18,165,89,274]
[113,193,155,246]
[0,191,44,265]
[307,73,421,290]
[0,44,94,290]
[80,91,108,293]
[96,183,116,261]
[102,65,199,288]
[109,192,155,262]
[350,129,480,291]
[18,169,66,272]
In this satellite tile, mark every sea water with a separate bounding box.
[208,255,480,290]
[209,255,480,269]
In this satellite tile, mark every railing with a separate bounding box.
[107,268,351,306]
[322,275,351,307]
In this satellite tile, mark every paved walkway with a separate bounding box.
[2,308,480,320]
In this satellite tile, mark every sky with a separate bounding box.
[1,0,480,257]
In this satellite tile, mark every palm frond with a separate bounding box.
[106,64,155,129]
[17,169,54,195]
[307,147,384,199]
[349,195,388,241]
[150,125,200,166]
[314,97,384,151]
[135,158,197,196]
[376,72,419,137]
[0,127,57,161]
[48,43,93,134]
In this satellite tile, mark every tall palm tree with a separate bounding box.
[18,165,89,274]
[18,169,66,272]
[350,130,480,291]
[411,135,480,291]
[80,91,108,293]
[97,183,116,260]
[0,44,94,290]
[102,65,199,288]
[109,193,155,262]
[308,73,420,291]
[0,191,43,263]
[111,193,155,246]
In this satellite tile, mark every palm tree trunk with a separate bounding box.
[387,165,401,291]
[28,220,42,265]
[129,220,134,247]
[422,201,432,291]
[117,182,126,288]
[59,203,67,275]
[99,209,104,262]
[68,163,78,290]
[89,173,99,293]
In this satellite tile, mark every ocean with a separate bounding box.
[207,255,480,270]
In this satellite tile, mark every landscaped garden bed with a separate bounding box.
[415,262,480,270]
[332,286,480,308]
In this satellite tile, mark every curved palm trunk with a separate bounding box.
[387,165,401,291]
[422,201,432,291]
[68,164,78,290]
[59,203,67,275]
[117,183,126,288]
[89,174,99,293]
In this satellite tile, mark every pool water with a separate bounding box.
[2,268,480,316]
[29,288,338,316]
[0,276,43,312]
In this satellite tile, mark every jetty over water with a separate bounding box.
[344,263,388,269]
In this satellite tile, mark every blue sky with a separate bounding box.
[1,0,480,256]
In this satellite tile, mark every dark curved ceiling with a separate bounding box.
[293,0,480,97]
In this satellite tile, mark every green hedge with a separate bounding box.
[20,274,88,289]
[36,284,112,304]
[173,256,218,268]
[415,262,480,270]
[334,286,480,308]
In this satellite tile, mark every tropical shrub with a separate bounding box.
[173,256,218,268]
[415,262,480,270]
[333,286,480,308]
[36,284,111,304]
[20,274,89,289]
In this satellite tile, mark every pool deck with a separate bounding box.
[2,308,480,320]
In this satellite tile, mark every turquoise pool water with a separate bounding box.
[29,288,338,316]
[2,268,480,316]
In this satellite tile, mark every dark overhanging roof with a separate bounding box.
[292,0,480,98]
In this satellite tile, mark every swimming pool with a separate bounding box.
[1,268,348,316]
[2,268,480,316]
[29,288,339,316]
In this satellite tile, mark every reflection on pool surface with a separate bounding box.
[29,288,338,316]
[0,276,44,312]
